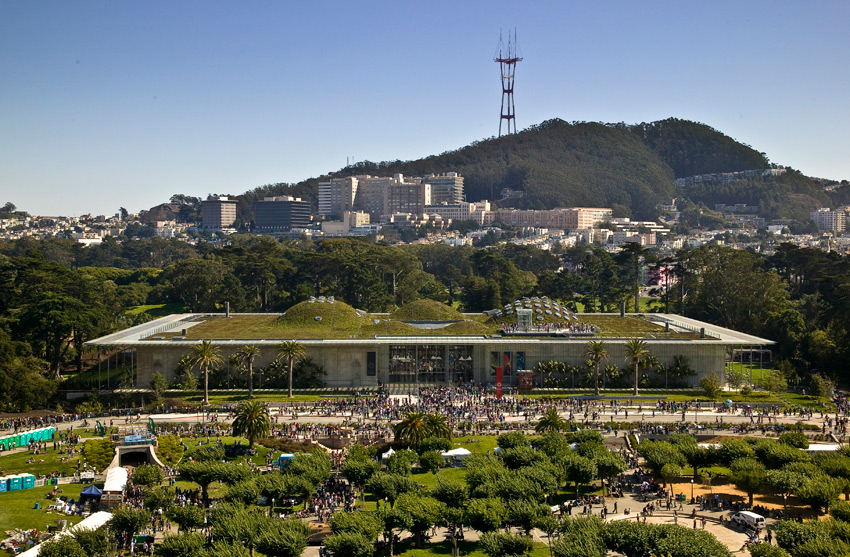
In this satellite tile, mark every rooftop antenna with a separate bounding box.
[494,28,522,137]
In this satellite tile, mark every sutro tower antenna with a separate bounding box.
[494,29,522,137]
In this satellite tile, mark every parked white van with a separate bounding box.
[731,511,766,530]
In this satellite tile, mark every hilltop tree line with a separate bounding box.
[1,236,850,408]
[150,117,844,227]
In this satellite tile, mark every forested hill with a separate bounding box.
[237,118,824,222]
[307,118,780,220]
[628,118,770,178]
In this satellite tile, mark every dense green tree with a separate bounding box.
[133,463,165,488]
[366,472,418,507]
[167,505,206,533]
[72,527,110,557]
[553,516,606,557]
[323,532,374,557]
[109,508,151,549]
[465,497,507,533]
[154,533,206,557]
[144,486,175,512]
[393,493,444,546]
[418,450,444,475]
[431,476,468,508]
[39,535,87,557]
[480,530,533,557]
[730,458,767,506]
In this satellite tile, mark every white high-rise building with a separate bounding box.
[811,208,846,233]
[318,176,358,218]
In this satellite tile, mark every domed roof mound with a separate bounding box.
[391,299,464,322]
[277,299,363,330]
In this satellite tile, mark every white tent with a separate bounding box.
[381,448,395,460]
[19,511,112,557]
[103,467,128,493]
[440,448,472,459]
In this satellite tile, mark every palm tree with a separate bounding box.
[277,340,305,398]
[393,411,430,447]
[584,340,609,396]
[237,345,261,398]
[624,339,650,396]
[231,399,271,449]
[425,413,452,440]
[535,407,566,433]
[187,340,222,406]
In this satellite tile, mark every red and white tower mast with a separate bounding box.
[494,29,522,137]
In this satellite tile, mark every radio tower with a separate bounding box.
[495,29,522,137]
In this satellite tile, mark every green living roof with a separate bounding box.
[86,300,774,346]
[131,301,701,341]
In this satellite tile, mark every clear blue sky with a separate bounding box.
[2,1,848,216]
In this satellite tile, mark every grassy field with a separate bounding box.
[178,392,342,404]
[0,484,85,532]
[523,390,782,404]
[0,445,85,477]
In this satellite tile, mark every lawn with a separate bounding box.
[781,391,833,410]
[0,446,84,477]
[0,484,85,532]
[177,392,342,404]
[411,467,466,489]
[522,390,782,404]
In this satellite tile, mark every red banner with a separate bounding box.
[496,366,503,399]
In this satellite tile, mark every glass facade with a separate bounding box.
[388,345,474,384]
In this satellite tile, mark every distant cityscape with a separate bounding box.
[3,168,850,256]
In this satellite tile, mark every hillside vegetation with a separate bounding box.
[242,117,830,222]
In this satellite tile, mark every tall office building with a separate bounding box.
[386,181,431,216]
[318,176,358,218]
[201,196,238,229]
[254,196,312,235]
[424,173,464,204]
[319,172,459,220]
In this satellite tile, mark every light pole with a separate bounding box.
[271,497,275,517]
[690,479,694,503]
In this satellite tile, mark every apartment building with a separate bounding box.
[811,208,846,233]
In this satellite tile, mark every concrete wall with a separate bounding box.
[135,339,724,389]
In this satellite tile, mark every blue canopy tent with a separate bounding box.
[79,484,103,502]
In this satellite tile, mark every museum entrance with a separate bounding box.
[388,345,474,385]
